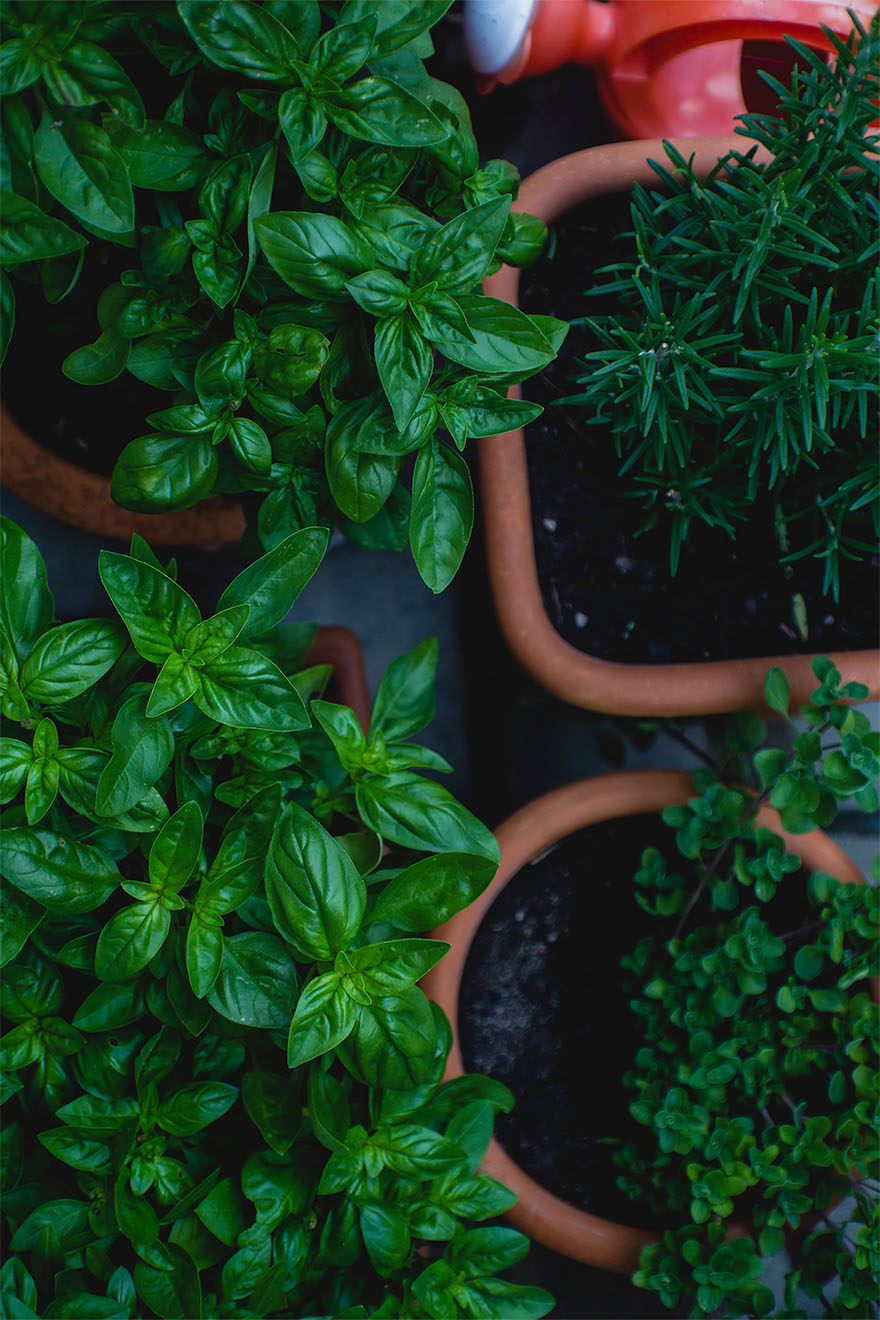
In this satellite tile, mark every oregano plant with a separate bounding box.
[0,0,564,591]
[615,662,879,1318]
[0,518,553,1320]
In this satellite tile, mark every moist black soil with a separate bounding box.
[519,196,880,664]
[2,268,157,478]
[459,814,669,1226]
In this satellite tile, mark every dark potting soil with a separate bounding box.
[519,195,880,665]
[2,270,158,478]
[459,813,669,1227]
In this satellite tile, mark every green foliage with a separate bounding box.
[0,518,553,1320]
[620,659,879,1317]
[565,20,879,598]
[0,0,562,593]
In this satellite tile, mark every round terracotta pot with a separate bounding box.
[421,768,868,1272]
[480,135,880,716]
[1,404,245,549]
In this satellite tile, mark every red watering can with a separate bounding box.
[463,0,877,138]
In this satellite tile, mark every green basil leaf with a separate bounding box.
[1,830,118,913]
[146,653,199,718]
[256,211,374,299]
[361,1202,411,1276]
[266,802,366,962]
[95,901,170,980]
[369,637,437,741]
[98,551,200,663]
[0,519,54,666]
[372,852,496,931]
[342,0,452,56]
[0,888,44,967]
[156,1081,237,1136]
[412,198,510,297]
[312,15,376,81]
[253,322,329,394]
[115,120,207,191]
[207,931,299,1030]
[97,692,175,818]
[447,1226,531,1276]
[185,913,223,1000]
[196,1178,247,1247]
[0,190,87,267]
[326,412,401,522]
[178,0,300,80]
[10,1200,89,1252]
[312,699,366,773]
[44,40,145,127]
[0,270,12,365]
[349,938,448,993]
[287,971,358,1067]
[356,773,499,860]
[149,801,203,892]
[431,295,557,375]
[34,114,133,234]
[133,1244,201,1320]
[218,528,328,637]
[197,646,309,731]
[337,985,438,1089]
[241,1069,301,1155]
[38,1127,112,1174]
[62,328,131,385]
[111,432,219,512]
[410,438,473,593]
[19,619,124,704]
[374,311,432,431]
[72,981,146,1032]
[325,79,446,147]
[24,755,59,824]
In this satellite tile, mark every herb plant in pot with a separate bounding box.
[424,660,879,1315]
[0,0,561,581]
[478,20,880,713]
[0,517,554,1320]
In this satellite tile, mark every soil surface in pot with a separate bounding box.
[519,196,880,665]
[459,813,670,1226]
[3,273,158,477]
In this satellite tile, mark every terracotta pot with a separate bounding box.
[1,404,245,549]
[480,135,880,716]
[305,625,371,733]
[421,768,867,1271]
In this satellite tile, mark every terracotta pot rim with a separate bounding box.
[422,768,866,1271]
[480,135,880,716]
[1,404,245,550]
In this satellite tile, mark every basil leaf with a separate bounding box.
[149,801,203,892]
[325,79,446,147]
[0,888,43,967]
[312,700,366,773]
[38,1127,112,1174]
[256,212,374,299]
[156,1081,237,1136]
[410,439,473,594]
[197,646,309,731]
[0,271,12,365]
[114,120,207,191]
[111,432,219,512]
[287,971,358,1067]
[97,692,175,818]
[0,190,87,267]
[361,1202,411,1275]
[1,830,119,913]
[98,552,200,663]
[412,198,510,297]
[218,528,328,638]
[326,412,401,523]
[349,938,448,993]
[185,913,223,1000]
[207,931,299,1030]
[431,295,557,375]
[338,986,438,1089]
[371,852,497,931]
[341,0,453,57]
[370,637,437,741]
[19,619,124,704]
[178,0,300,80]
[72,982,146,1032]
[133,1245,201,1320]
[374,312,432,431]
[241,1070,300,1155]
[266,802,366,962]
[356,773,499,860]
[62,328,130,385]
[0,517,55,665]
[95,901,170,980]
[34,115,134,234]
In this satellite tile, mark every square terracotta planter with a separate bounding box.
[480,136,880,716]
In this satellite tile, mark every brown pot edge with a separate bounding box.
[421,768,866,1271]
[1,405,246,550]
[479,135,880,716]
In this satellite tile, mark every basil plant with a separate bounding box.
[0,0,564,592]
[0,519,553,1320]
